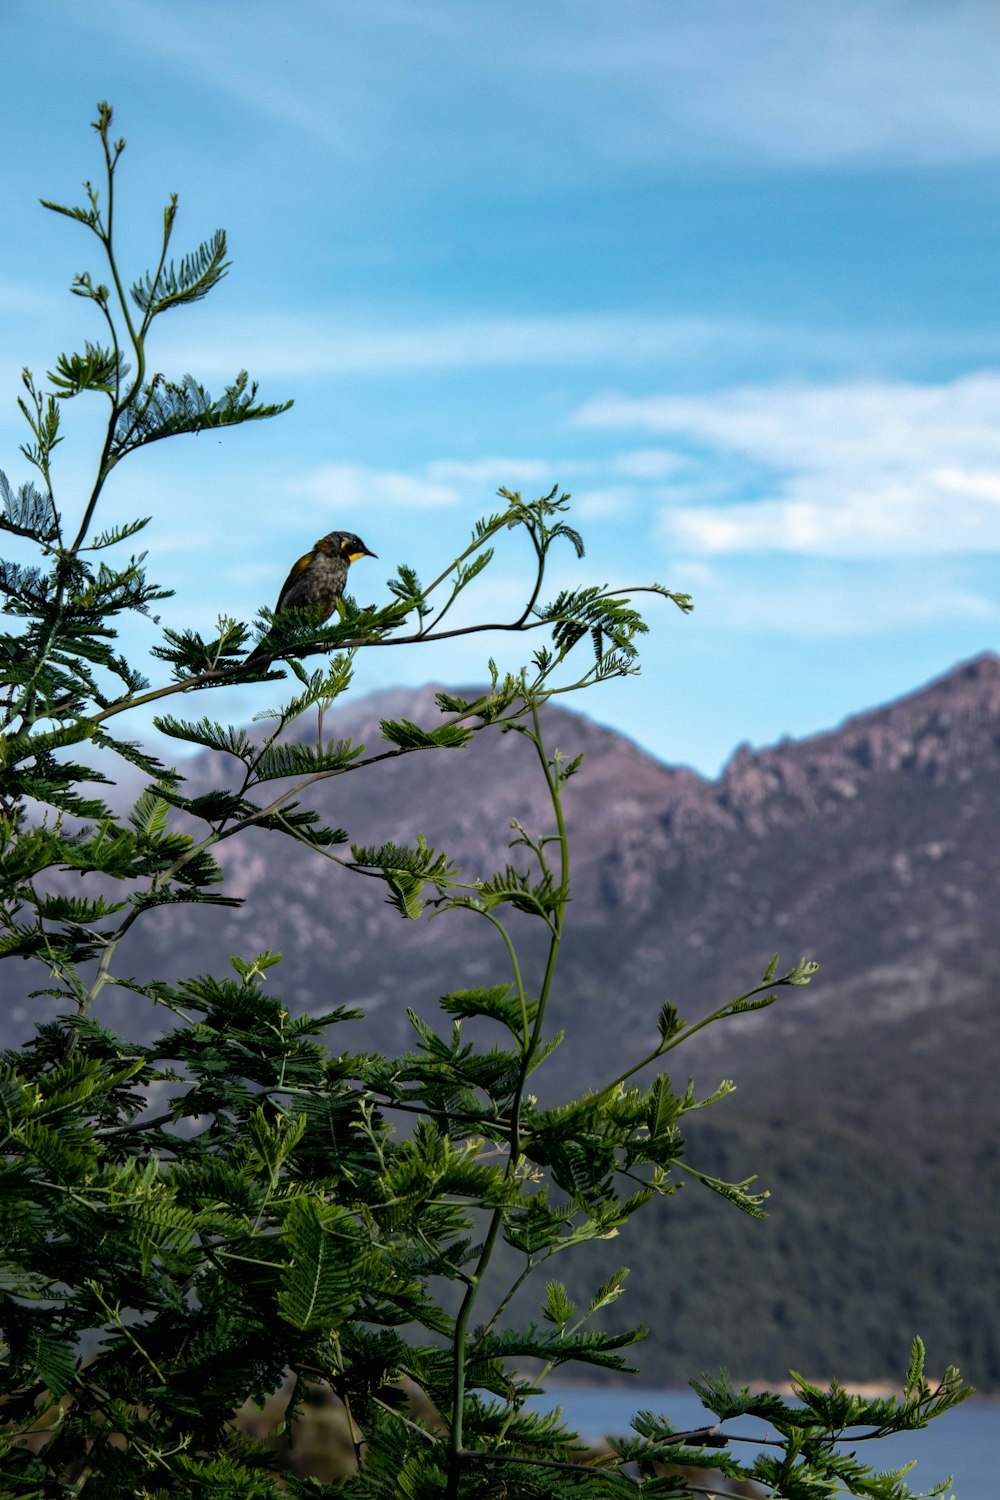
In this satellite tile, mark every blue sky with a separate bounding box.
[3,0,1000,773]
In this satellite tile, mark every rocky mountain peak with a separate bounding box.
[707,652,1000,837]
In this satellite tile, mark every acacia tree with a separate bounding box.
[0,105,969,1499]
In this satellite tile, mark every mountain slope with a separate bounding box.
[8,655,1000,1385]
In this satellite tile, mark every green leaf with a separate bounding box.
[656,1001,683,1044]
[128,789,171,839]
[278,1197,365,1331]
[379,717,474,750]
[729,992,779,1015]
[47,340,123,398]
[153,715,254,759]
[86,515,151,550]
[503,1193,575,1254]
[40,195,99,225]
[537,584,651,662]
[435,690,474,714]
[24,1325,79,1398]
[130,228,230,315]
[113,371,291,458]
[647,1076,682,1138]
[32,893,127,924]
[0,470,59,543]
[478,1320,644,1373]
[542,1280,575,1330]
[386,563,426,611]
[681,1166,770,1219]
[438,984,530,1035]
[905,1336,927,1396]
[350,837,459,919]
[253,737,362,780]
[230,950,283,982]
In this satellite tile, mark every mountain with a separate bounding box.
[9,654,1000,1387]
[97,653,1000,1101]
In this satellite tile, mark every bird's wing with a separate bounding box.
[274,550,315,613]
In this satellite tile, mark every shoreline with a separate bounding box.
[536,1377,998,1403]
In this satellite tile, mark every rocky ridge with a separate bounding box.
[55,652,1000,1106]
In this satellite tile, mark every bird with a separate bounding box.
[244,529,377,668]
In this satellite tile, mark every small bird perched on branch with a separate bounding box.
[244,529,377,668]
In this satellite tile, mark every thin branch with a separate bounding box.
[93,1110,178,1138]
[77,581,670,730]
[459,1447,616,1474]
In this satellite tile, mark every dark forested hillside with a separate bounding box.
[9,653,1000,1386]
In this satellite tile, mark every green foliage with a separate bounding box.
[0,103,970,1498]
[113,370,290,458]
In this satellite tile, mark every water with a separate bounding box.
[535,1386,997,1498]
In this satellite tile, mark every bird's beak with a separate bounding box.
[349,546,377,561]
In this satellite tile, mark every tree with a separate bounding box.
[0,103,970,1498]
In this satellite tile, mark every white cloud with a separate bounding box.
[69,0,1000,171]
[573,486,635,520]
[577,372,1000,557]
[282,452,688,531]
[668,552,996,639]
[664,478,1000,558]
[289,463,459,510]
[576,375,1000,471]
[934,466,1000,503]
[63,1,363,155]
[609,448,687,480]
[580,0,1000,169]
[698,573,997,640]
[146,309,1000,389]
[154,311,792,382]
[427,457,557,485]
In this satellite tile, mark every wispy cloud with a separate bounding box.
[572,486,636,520]
[145,307,1000,390]
[68,0,1000,171]
[573,0,1000,169]
[155,311,795,381]
[427,457,558,485]
[687,566,997,639]
[288,463,460,510]
[664,475,1000,558]
[63,0,364,155]
[283,454,656,522]
[577,373,1000,557]
[283,456,592,520]
[608,449,687,480]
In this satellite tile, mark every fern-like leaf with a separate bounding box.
[0,471,59,543]
[113,371,291,457]
[130,229,230,315]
